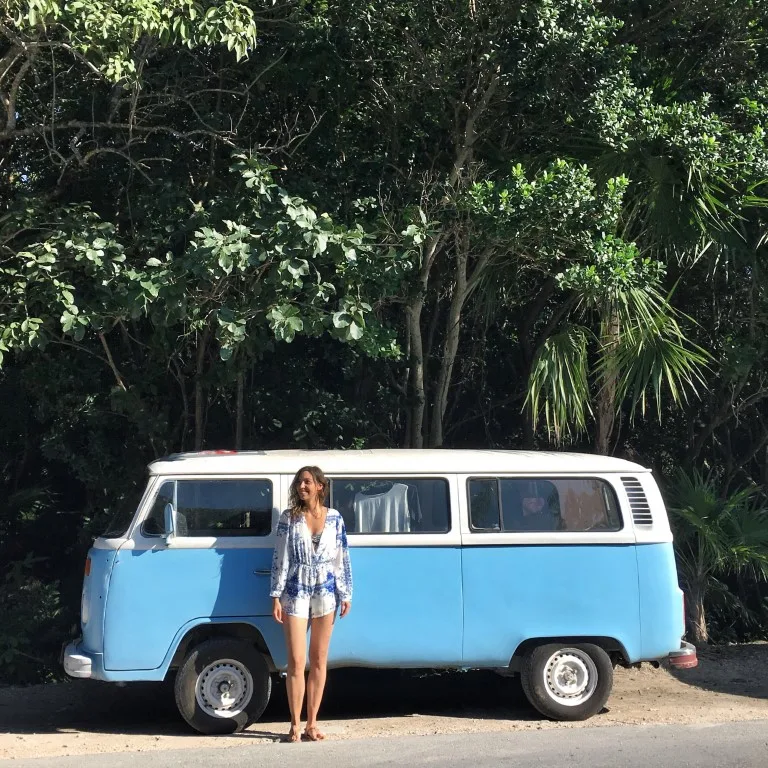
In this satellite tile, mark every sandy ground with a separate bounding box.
[1,644,766,760]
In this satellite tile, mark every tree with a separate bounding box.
[525,235,708,452]
[668,468,768,645]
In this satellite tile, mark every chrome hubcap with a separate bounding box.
[195,659,253,718]
[543,648,598,706]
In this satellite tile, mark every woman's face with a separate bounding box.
[296,471,324,505]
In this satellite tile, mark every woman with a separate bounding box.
[270,466,352,742]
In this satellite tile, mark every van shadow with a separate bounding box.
[665,642,768,700]
[272,668,535,722]
[0,670,537,739]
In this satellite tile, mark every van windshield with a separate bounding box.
[99,484,145,538]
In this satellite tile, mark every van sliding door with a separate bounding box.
[326,475,463,668]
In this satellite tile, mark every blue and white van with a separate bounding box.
[63,449,697,733]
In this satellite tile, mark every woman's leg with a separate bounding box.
[283,612,308,741]
[304,610,335,740]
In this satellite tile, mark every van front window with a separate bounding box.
[100,485,144,538]
[142,479,273,537]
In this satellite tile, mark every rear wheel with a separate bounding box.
[520,643,613,721]
[174,637,271,734]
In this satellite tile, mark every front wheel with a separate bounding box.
[174,637,272,734]
[520,643,613,721]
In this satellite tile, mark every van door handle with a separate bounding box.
[253,569,271,576]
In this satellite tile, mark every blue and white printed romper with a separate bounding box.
[270,507,353,618]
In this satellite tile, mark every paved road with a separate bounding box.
[3,722,767,768]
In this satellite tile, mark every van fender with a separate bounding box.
[506,635,633,672]
[159,617,286,679]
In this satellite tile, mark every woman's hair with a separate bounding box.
[289,466,329,518]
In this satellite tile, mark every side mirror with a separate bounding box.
[163,502,176,542]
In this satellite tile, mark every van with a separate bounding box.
[63,449,697,733]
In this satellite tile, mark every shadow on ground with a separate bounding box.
[0,669,534,738]
[4,644,764,739]
[666,643,768,701]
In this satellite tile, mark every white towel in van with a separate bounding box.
[353,483,410,533]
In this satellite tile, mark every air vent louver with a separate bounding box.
[621,476,653,526]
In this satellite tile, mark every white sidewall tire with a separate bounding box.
[174,638,271,734]
[520,642,613,721]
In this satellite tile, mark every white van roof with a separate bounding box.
[148,449,648,476]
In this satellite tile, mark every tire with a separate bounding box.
[520,643,613,721]
[174,637,272,734]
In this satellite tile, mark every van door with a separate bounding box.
[327,475,463,667]
[103,474,281,671]
[460,474,642,666]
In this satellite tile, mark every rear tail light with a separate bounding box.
[84,557,91,577]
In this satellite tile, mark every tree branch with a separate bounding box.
[98,332,128,391]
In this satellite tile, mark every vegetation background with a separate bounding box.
[2,0,768,684]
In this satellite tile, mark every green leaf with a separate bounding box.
[314,233,328,255]
[333,311,352,328]
[348,321,363,340]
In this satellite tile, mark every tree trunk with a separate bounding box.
[402,67,499,447]
[405,232,445,449]
[430,247,468,447]
[194,328,210,452]
[406,295,427,448]
[595,305,620,454]
[686,586,709,646]
[235,370,244,450]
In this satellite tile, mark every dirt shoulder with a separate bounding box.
[1,644,766,760]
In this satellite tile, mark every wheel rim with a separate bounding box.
[195,658,253,718]
[542,647,598,706]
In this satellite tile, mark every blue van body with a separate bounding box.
[63,450,694,727]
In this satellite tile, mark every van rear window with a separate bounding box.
[468,477,621,533]
[330,477,450,534]
[142,479,273,537]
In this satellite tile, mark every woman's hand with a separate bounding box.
[340,601,351,618]
[272,597,283,624]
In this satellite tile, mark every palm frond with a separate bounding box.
[605,291,709,421]
[667,468,768,583]
[525,324,592,443]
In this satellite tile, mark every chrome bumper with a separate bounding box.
[668,640,698,669]
[62,641,93,679]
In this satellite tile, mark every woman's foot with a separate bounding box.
[302,725,326,741]
[284,725,301,743]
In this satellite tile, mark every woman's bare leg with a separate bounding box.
[304,610,335,740]
[283,613,308,741]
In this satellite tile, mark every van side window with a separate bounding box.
[468,479,500,531]
[468,477,622,533]
[142,479,273,537]
[330,478,450,534]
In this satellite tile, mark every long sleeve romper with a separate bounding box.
[270,508,352,618]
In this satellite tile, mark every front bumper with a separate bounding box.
[668,641,698,669]
[62,641,93,679]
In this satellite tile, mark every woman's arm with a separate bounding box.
[334,514,353,613]
[270,511,290,598]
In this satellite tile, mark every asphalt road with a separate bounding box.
[2,722,767,768]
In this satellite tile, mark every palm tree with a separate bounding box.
[667,468,768,645]
[526,235,708,451]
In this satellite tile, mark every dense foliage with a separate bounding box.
[2,0,768,682]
